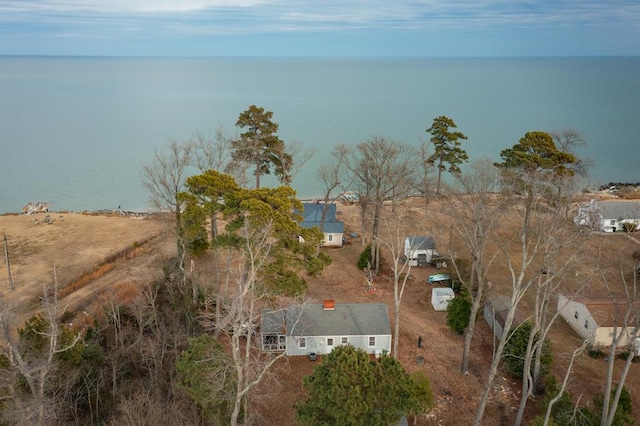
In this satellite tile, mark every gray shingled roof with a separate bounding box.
[596,201,640,220]
[406,235,436,250]
[261,303,391,337]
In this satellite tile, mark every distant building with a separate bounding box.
[296,203,344,247]
[574,200,640,232]
[260,302,392,356]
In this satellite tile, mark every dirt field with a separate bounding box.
[1,200,639,425]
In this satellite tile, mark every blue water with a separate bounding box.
[1,56,639,213]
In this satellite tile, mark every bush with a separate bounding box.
[446,296,471,334]
[318,252,333,266]
[533,374,580,426]
[357,245,372,270]
[622,222,637,233]
[503,321,553,379]
[615,350,639,362]
[588,347,606,359]
[591,387,635,426]
[306,257,326,276]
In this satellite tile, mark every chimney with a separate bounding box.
[323,300,335,311]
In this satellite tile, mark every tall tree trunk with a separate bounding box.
[393,299,401,358]
[435,155,444,195]
[255,159,261,189]
[461,285,483,374]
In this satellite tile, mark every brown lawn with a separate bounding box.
[1,197,640,425]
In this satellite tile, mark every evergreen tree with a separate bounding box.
[446,294,471,335]
[232,105,292,189]
[426,115,468,195]
[503,321,553,379]
[296,345,433,425]
[177,334,235,424]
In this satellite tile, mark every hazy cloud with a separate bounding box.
[2,0,639,55]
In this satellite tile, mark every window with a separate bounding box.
[299,337,306,349]
[327,338,334,346]
[610,220,616,225]
[574,311,579,319]
[584,320,589,329]
[328,234,333,242]
[341,337,349,345]
[368,336,376,347]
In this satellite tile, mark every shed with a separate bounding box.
[483,295,526,339]
[431,287,454,311]
[261,302,392,356]
[404,236,438,266]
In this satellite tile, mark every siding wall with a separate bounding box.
[322,232,343,247]
[558,295,638,348]
[285,334,391,356]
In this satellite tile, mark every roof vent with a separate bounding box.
[323,300,335,311]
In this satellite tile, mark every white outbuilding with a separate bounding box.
[431,287,454,311]
[404,236,438,266]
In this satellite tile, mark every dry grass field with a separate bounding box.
[1,196,640,425]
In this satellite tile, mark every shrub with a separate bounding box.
[446,296,471,334]
[622,222,637,233]
[503,321,553,379]
[306,257,326,276]
[590,387,634,426]
[588,347,606,359]
[357,245,372,270]
[318,252,333,266]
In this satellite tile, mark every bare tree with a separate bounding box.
[377,203,416,358]
[317,144,351,231]
[140,139,194,273]
[192,125,233,174]
[0,269,81,426]
[346,137,419,273]
[474,172,569,425]
[512,176,590,425]
[437,159,505,375]
[288,140,316,185]
[541,340,590,425]
[597,245,640,426]
[549,128,592,177]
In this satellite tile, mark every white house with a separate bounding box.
[404,236,438,267]
[483,295,526,339]
[431,287,454,311]
[260,301,392,356]
[297,203,344,247]
[574,200,640,232]
[557,294,640,349]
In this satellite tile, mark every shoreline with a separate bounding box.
[1,209,159,218]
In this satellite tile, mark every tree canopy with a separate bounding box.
[181,169,324,296]
[231,105,292,189]
[426,115,468,195]
[496,131,577,177]
[296,345,432,425]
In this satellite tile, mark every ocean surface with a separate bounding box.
[1,56,639,213]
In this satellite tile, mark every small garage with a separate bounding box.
[431,287,454,311]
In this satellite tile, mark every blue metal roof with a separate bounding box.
[296,203,344,233]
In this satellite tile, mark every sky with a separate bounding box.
[1,1,639,57]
